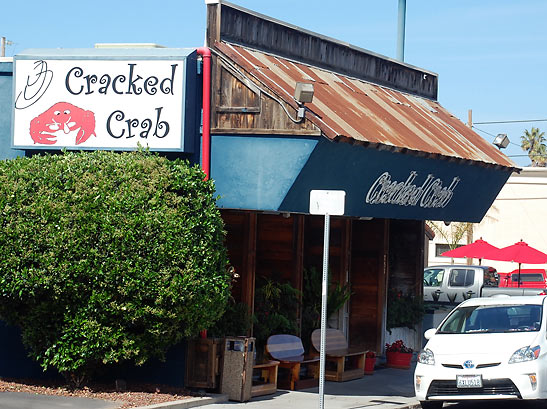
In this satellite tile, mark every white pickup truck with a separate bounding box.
[423,265,547,305]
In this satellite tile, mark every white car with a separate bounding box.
[415,295,547,409]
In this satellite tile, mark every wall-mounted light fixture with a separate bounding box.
[294,82,314,119]
[493,133,510,149]
[294,82,314,103]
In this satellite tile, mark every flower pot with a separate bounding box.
[364,357,376,375]
[386,351,412,369]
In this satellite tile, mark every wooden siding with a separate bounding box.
[256,214,300,290]
[388,219,425,295]
[217,66,260,114]
[209,2,438,99]
[303,216,346,285]
[221,210,256,311]
[349,219,388,351]
[207,2,320,135]
[212,61,320,134]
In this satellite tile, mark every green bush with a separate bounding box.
[0,150,230,384]
[386,289,424,332]
[208,300,253,338]
[301,266,352,351]
[253,276,300,353]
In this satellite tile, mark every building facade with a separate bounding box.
[428,167,547,273]
[0,0,516,383]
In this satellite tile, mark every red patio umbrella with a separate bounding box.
[441,238,499,265]
[483,240,547,287]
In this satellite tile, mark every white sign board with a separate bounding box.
[309,190,345,215]
[13,56,187,151]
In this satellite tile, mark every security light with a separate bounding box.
[493,133,509,149]
[294,82,314,104]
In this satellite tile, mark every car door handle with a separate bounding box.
[434,289,443,294]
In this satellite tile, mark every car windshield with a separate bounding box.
[437,304,543,334]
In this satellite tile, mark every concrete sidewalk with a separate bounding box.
[175,363,421,409]
[0,364,420,409]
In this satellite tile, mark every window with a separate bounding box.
[511,273,544,282]
[436,243,463,257]
[449,269,475,287]
[424,268,444,287]
[438,304,542,334]
[435,244,451,257]
[483,267,499,287]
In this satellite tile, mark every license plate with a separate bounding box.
[457,375,483,388]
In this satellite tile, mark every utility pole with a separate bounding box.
[396,0,406,61]
[1,37,13,57]
[467,109,472,129]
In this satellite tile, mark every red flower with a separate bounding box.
[385,339,413,353]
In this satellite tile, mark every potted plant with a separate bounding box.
[301,266,352,351]
[386,289,424,333]
[364,351,376,375]
[385,339,413,369]
[253,276,300,362]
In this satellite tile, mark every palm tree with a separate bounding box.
[427,221,473,249]
[521,127,547,166]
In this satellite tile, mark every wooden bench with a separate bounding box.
[266,334,319,390]
[311,328,365,382]
[251,360,279,397]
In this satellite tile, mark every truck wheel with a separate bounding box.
[420,401,443,409]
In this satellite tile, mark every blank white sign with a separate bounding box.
[309,190,345,215]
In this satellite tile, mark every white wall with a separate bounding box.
[428,167,547,274]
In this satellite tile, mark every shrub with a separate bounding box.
[208,301,253,338]
[386,289,424,332]
[253,276,300,353]
[301,266,351,350]
[0,150,230,384]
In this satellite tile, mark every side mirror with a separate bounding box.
[424,328,437,340]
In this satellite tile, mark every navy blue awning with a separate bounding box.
[212,135,512,223]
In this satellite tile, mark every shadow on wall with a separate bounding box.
[0,320,62,380]
[0,320,188,386]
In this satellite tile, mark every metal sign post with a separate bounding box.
[309,190,345,409]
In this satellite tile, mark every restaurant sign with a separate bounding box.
[273,138,512,222]
[365,171,460,209]
[12,48,197,152]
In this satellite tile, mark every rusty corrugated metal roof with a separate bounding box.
[215,41,516,169]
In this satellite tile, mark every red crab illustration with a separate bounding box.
[29,102,96,145]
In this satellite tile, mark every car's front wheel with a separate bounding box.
[420,401,443,409]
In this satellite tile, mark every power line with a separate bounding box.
[506,154,547,158]
[474,119,547,125]
[472,126,522,148]
[471,126,497,138]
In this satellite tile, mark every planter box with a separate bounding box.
[386,351,412,369]
[185,338,222,389]
[385,327,421,352]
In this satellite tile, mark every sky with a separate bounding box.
[3,0,547,167]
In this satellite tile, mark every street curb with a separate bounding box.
[132,393,229,409]
[401,402,422,409]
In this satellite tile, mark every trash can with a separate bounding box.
[220,336,255,402]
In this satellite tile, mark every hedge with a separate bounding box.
[0,150,230,383]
